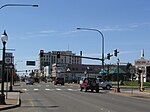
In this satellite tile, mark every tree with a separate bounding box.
[126,63,132,78]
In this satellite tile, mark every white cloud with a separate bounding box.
[39,30,56,34]
[100,22,150,32]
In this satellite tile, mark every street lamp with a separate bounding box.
[0,30,8,104]
[76,28,105,71]
[0,4,38,9]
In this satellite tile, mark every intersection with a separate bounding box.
[2,82,149,112]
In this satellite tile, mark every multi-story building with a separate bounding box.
[51,51,82,64]
[38,50,82,77]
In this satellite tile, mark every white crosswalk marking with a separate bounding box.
[56,88,61,91]
[22,86,79,92]
[22,89,27,91]
[34,89,39,91]
[68,89,73,91]
[45,88,50,91]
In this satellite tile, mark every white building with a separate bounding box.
[38,50,82,77]
[134,49,150,82]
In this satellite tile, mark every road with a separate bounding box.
[4,82,150,112]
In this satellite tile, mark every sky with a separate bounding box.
[0,0,150,72]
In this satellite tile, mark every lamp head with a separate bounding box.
[1,30,8,43]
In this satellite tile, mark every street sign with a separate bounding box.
[26,61,35,66]
[99,69,104,75]
[129,67,135,74]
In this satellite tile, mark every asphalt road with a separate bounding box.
[3,82,150,112]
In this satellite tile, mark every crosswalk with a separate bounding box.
[20,84,81,92]
[22,88,80,92]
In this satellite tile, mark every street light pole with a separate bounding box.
[0,30,8,104]
[77,28,105,70]
[0,4,38,9]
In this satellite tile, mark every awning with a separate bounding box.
[108,67,126,74]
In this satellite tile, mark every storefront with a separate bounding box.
[135,58,150,82]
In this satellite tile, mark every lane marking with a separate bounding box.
[34,88,39,91]
[45,88,50,91]
[68,89,73,91]
[22,89,27,91]
[56,88,61,91]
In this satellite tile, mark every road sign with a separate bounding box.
[129,67,135,74]
[26,61,35,66]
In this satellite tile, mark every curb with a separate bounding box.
[0,92,21,111]
[0,99,21,111]
[110,90,150,100]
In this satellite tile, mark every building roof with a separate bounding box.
[109,67,126,74]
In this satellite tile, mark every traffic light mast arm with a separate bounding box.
[56,53,102,61]
[78,56,102,61]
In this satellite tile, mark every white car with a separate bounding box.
[25,79,34,85]
[96,78,112,90]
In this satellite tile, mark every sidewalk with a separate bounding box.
[0,86,21,111]
[111,88,150,100]
[67,83,150,100]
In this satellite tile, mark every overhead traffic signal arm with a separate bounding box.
[55,53,102,61]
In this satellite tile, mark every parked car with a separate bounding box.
[54,77,64,85]
[80,77,99,93]
[25,79,34,85]
[97,78,112,90]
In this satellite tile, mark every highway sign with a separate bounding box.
[26,61,35,66]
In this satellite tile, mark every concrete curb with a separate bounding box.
[109,90,150,100]
[0,99,21,111]
[0,92,21,111]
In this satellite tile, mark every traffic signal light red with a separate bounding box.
[40,50,44,57]
[107,53,110,60]
[57,52,60,58]
[114,49,119,57]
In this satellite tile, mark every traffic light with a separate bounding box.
[57,51,61,58]
[40,50,44,57]
[114,49,119,57]
[107,53,110,60]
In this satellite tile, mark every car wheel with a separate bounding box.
[106,85,111,90]
[80,87,83,91]
[96,89,99,93]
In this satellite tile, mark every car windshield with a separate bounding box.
[2,1,150,112]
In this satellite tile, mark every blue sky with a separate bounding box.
[0,0,150,71]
